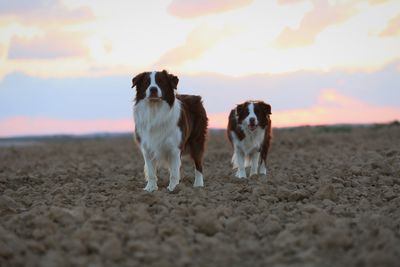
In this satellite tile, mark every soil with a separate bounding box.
[1,125,400,267]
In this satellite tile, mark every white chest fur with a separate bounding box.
[230,127,264,155]
[134,100,182,162]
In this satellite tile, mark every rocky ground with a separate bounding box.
[1,125,400,267]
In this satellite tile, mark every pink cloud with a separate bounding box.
[0,117,133,138]
[379,13,400,37]
[8,31,89,59]
[168,0,253,18]
[208,89,400,128]
[276,0,356,48]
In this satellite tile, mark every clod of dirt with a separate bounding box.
[307,211,335,234]
[319,229,353,249]
[193,210,221,236]
[314,184,338,201]
[288,189,309,202]
[100,236,123,260]
[276,186,292,200]
[0,195,23,215]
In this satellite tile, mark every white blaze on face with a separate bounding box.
[146,71,162,98]
[244,102,258,130]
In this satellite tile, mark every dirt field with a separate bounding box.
[1,125,400,267]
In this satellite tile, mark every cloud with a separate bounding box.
[168,0,253,18]
[0,0,93,24]
[0,117,133,137]
[153,25,238,68]
[379,13,400,37]
[273,89,400,127]
[276,0,356,48]
[7,32,88,59]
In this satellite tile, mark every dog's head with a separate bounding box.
[236,101,271,131]
[131,70,179,107]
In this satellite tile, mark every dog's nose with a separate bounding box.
[249,117,256,125]
[149,87,158,95]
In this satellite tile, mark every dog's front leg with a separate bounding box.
[249,151,260,177]
[259,160,267,175]
[142,149,158,192]
[167,149,181,192]
[234,148,247,179]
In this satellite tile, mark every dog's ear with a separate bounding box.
[260,102,272,115]
[162,70,179,90]
[131,72,147,89]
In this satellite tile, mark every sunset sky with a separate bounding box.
[0,0,400,137]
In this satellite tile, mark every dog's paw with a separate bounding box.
[193,180,204,187]
[249,169,258,177]
[259,165,267,176]
[144,181,158,192]
[235,169,247,179]
[167,180,179,192]
[193,171,204,187]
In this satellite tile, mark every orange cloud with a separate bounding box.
[8,31,89,59]
[168,0,253,18]
[0,117,133,138]
[276,0,356,48]
[154,25,238,68]
[379,13,400,37]
[208,89,400,128]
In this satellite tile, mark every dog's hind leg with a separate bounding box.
[189,141,205,187]
[193,158,204,188]
[167,149,181,192]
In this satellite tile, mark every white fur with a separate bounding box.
[230,103,266,178]
[146,71,162,98]
[194,170,204,187]
[259,161,267,175]
[244,102,258,126]
[134,99,182,192]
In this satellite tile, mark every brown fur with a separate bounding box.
[177,95,208,173]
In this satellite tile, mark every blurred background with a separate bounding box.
[0,0,399,137]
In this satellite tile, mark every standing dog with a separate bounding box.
[227,101,272,178]
[132,70,208,192]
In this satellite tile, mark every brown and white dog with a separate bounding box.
[227,101,272,178]
[131,70,208,192]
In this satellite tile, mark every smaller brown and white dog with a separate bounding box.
[131,70,208,192]
[227,101,272,178]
